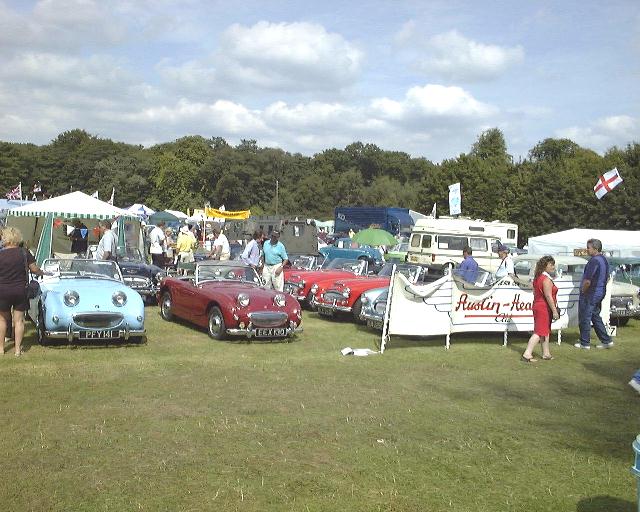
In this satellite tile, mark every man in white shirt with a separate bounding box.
[149,221,166,267]
[241,230,263,268]
[209,227,231,260]
[494,244,515,280]
[95,220,117,260]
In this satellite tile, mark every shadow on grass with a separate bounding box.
[153,309,300,344]
[576,495,635,511]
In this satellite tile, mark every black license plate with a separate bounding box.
[317,305,334,316]
[367,319,383,329]
[254,328,288,338]
[79,330,119,340]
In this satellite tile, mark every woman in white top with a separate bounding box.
[494,244,515,280]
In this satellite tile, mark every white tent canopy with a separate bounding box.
[164,209,188,220]
[528,228,640,258]
[10,191,137,220]
[126,203,155,218]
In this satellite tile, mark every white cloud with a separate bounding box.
[397,28,524,82]
[159,21,363,96]
[371,84,497,122]
[557,115,639,152]
[0,0,128,53]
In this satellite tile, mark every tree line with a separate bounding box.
[1,128,638,245]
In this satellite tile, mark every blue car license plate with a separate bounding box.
[254,328,287,338]
[79,330,118,340]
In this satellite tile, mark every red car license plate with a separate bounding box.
[254,328,288,337]
[79,330,118,340]
[317,305,334,316]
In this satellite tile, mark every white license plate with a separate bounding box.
[79,330,118,340]
[254,328,288,338]
[367,319,383,329]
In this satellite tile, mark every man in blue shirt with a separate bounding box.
[262,230,289,291]
[574,238,613,349]
[456,246,479,284]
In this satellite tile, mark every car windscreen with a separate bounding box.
[197,264,260,284]
[43,259,122,281]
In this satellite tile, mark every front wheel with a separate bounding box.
[612,317,629,327]
[160,291,173,321]
[352,297,365,324]
[37,307,49,345]
[207,306,226,340]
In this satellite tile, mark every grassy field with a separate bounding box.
[0,307,638,511]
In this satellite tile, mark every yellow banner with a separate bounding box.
[205,207,250,220]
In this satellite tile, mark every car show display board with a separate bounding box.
[380,268,612,353]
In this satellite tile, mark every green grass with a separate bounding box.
[1,308,638,511]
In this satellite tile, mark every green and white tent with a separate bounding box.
[7,191,141,265]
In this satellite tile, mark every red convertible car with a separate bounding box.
[312,263,428,322]
[158,261,303,340]
[283,258,369,306]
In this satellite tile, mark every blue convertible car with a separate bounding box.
[28,259,146,344]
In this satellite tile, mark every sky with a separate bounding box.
[0,0,638,161]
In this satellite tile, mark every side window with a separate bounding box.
[421,235,431,248]
[438,235,467,251]
[470,238,488,252]
[507,229,516,240]
[410,234,421,248]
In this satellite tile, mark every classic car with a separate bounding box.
[610,257,640,287]
[158,261,303,340]
[117,247,166,303]
[513,254,640,326]
[312,263,428,322]
[319,238,384,267]
[359,286,390,330]
[385,242,409,263]
[283,258,369,305]
[29,259,145,344]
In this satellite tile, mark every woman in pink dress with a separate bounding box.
[522,256,560,362]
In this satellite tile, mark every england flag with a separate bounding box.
[594,168,623,199]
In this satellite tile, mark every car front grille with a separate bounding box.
[248,312,288,327]
[324,291,344,302]
[73,312,124,328]
[124,276,152,288]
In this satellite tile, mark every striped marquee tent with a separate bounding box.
[7,191,141,265]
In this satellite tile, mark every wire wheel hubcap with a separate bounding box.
[209,314,222,336]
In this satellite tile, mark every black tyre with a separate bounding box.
[37,307,49,345]
[613,317,630,327]
[352,297,365,324]
[207,306,226,340]
[160,291,173,321]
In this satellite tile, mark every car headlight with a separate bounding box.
[296,280,306,289]
[310,284,318,294]
[274,294,286,307]
[112,291,127,307]
[237,293,250,307]
[342,287,351,298]
[64,290,80,307]
[155,271,167,282]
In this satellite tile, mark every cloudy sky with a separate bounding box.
[0,0,638,161]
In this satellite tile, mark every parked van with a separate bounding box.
[406,227,502,271]
[412,217,518,248]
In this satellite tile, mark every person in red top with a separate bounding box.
[522,255,560,362]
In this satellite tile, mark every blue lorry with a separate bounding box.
[334,206,414,236]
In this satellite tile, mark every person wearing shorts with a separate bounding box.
[0,227,48,356]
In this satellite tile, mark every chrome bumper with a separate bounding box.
[610,306,640,318]
[45,324,145,342]
[225,321,303,339]
[313,301,353,313]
